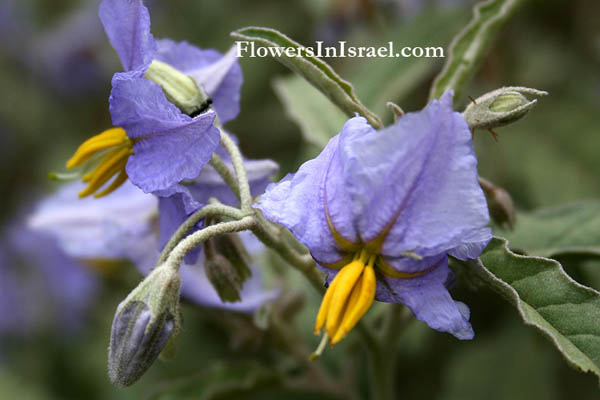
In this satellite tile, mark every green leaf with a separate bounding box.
[231,26,382,129]
[497,202,600,258]
[429,0,525,102]
[346,8,469,117]
[145,361,281,400]
[273,75,347,148]
[463,237,600,381]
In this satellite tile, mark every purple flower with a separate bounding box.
[29,180,278,312]
[66,0,242,197]
[256,91,491,345]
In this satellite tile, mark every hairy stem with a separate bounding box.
[252,212,324,293]
[158,203,245,265]
[166,216,255,268]
[209,152,240,200]
[219,129,252,213]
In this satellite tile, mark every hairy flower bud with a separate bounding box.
[212,232,252,283]
[479,177,516,230]
[108,264,182,386]
[204,253,246,303]
[145,59,210,116]
[463,86,547,131]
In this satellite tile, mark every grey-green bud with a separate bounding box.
[463,86,547,131]
[108,265,182,386]
[212,233,252,283]
[205,253,246,303]
[479,177,516,230]
[145,59,210,116]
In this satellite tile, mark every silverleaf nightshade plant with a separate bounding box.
[256,91,492,346]
[65,0,242,197]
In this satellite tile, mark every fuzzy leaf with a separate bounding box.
[497,202,600,259]
[232,26,382,128]
[429,0,525,102]
[463,237,600,381]
[273,75,347,148]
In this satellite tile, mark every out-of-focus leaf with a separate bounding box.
[497,202,600,258]
[145,361,281,400]
[273,76,347,148]
[231,26,382,128]
[463,237,600,381]
[346,8,468,117]
[429,0,525,102]
[439,319,559,400]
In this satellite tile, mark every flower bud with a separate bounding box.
[204,253,245,303]
[212,232,252,283]
[108,265,182,386]
[145,59,210,116]
[463,86,547,131]
[479,177,516,230]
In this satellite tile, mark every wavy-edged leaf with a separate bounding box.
[463,237,600,381]
[429,0,525,102]
[231,26,382,129]
[498,202,600,258]
[273,75,347,148]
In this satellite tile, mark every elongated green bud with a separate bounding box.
[204,253,245,303]
[463,86,547,131]
[212,232,252,283]
[108,265,182,386]
[479,177,516,230]
[145,60,210,116]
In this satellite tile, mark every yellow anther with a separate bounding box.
[331,260,376,345]
[325,259,365,337]
[314,251,378,347]
[66,128,129,169]
[314,274,341,335]
[94,169,128,198]
[65,127,133,198]
[78,147,131,198]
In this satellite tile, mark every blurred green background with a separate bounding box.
[1,0,599,399]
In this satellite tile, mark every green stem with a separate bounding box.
[252,212,324,293]
[158,203,245,265]
[369,304,413,400]
[210,152,240,200]
[219,128,252,213]
[165,216,255,268]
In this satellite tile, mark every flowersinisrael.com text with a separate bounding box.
[235,41,444,58]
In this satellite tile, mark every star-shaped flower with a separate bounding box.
[66,0,242,197]
[257,92,492,345]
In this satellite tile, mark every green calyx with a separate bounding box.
[462,86,548,131]
[145,59,210,116]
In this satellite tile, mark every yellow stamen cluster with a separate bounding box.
[314,249,377,346]
[66,128,133,198]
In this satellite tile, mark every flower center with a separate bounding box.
[66,127,133,198]
[314,248,377,347]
